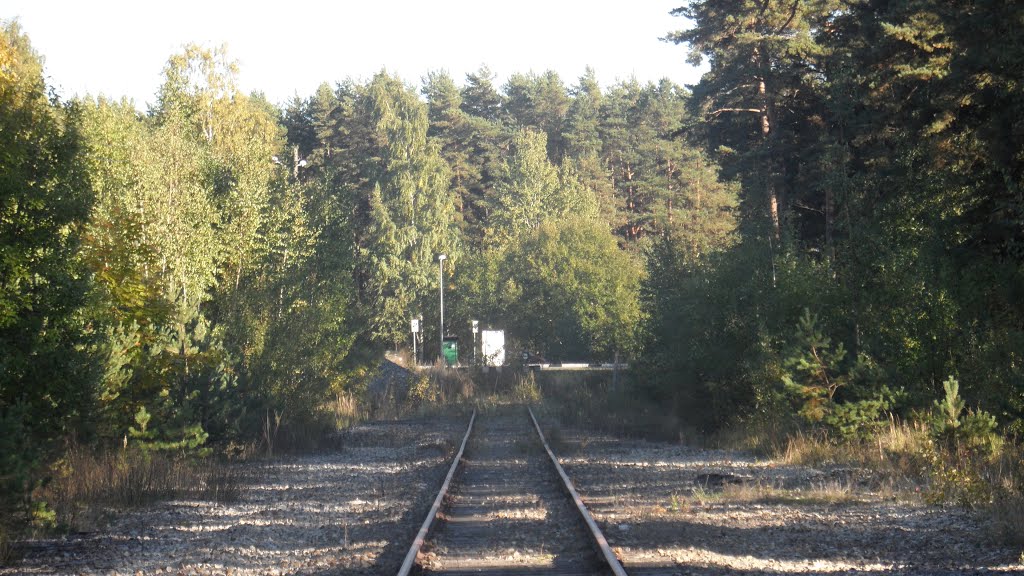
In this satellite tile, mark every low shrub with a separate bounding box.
[0,523,12,566]
[326,392,364,429]
[989,490,1024,547]
[511,371,541,403]
[38,445,240,532]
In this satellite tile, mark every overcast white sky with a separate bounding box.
[5,1,704,109]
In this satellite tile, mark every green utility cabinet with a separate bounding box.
[442,337,459,367]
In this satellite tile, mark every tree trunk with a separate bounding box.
[759,74,781,241]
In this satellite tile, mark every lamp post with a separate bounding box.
[438,254,447,362]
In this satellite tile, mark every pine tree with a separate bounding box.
[563,69,617,223]
[503,71,570,162]
[598,79,711,243]
[461,65,504,122]
[423,71,477,241]
[668,0,840,242]
[782,309,848,422]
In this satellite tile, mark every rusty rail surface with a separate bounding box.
[398,407,627,575]
[396,409,476,576]
[529,406,629,576]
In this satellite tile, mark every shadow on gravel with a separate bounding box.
[550,427,1021,575]
[606,515,958,564]
[366,461,455,575]
[627,567,970,576]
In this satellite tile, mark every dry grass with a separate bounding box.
[688,480,859,508]
[352,361,541,422]
[770,418,1024,545]
[764,481,858,506]
[411,363,475,409]
[536,371,684,440]
[326,392,365,429]
[712,415,796,456]
[430,364,476,402]
[511,371,541,403]
[978,445,1024,546]
[989,492,1024,547]
[0,526,11,566]
[39,446,240,532]
[778,418,932,482]
[362,361,479,421]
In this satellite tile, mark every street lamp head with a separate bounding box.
[438,254,447,261]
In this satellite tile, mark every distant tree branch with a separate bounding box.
[777,0,801,34]
[708,107,763,117]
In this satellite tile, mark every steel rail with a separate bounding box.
[528,406,629,576]
[396,409,476,576]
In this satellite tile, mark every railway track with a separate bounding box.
[398,406,627,576]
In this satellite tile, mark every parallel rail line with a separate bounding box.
[397,409,477,575]
[397,407,627,576]
[528,407,628,576]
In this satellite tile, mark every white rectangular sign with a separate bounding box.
[411,318,420,333]
[480,330,505,366]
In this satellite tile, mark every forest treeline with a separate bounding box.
[0,19,726,502]
[646,0,1024,440]
[2,0,1023,524]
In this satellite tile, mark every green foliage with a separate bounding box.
[423,70,488,241]
[924,459,990,508]
[958,410,1002,456]
[781,309,848,422]
[921,399,999,506]
[29,500,56,530]
[406,373,438,405]
[906,382,1014,510]
[930,377,1001,458]
[500,218,644,361]
[821,393,893,442]
[2,0,1020,544]
[933,377,966,436]
[0,20,95,522]
[69,44,360,457]
[318,72,458,347]
[823,353,898,442]
[486,128,597,246]
[502,70,569,161]
[0,400,36,507]
[650,0,1024,442]
[599,79,708,242]
[460,66,504,122]
[2,16,746,544]
[129,405,151,437]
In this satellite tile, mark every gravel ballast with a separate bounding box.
[6,410,1022,575]
[551,426,1024,575]
[3,417,467,576]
